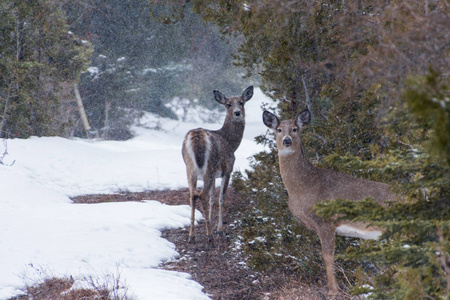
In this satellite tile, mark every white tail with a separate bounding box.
[182,86,253,242]
[263,110,397,297]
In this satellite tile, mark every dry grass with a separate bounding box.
[10,266,130,300]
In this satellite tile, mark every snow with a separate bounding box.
[0,88,271,299]
[86,66,99,75]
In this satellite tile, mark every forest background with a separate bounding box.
[1,0,449,299]
[0,0,247,140]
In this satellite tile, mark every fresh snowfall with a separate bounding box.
[0,88,270,299]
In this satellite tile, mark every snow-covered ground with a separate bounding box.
[0,88,271,299]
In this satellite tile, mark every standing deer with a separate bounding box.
[182,86,254,242]
[263,109,397,297]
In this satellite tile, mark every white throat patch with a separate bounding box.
[278,147,295,155]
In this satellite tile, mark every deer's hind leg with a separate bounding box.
[187,170,198,243]
[199,174,215,241]
[208,178,216,226]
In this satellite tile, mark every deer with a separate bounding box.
[263,109,397,297]
[182,86,254,242]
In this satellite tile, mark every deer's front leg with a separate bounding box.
[317,227,339,297]
[217,173,230,233]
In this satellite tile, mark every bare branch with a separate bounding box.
[0,139,15,166]
[301,73,313,120]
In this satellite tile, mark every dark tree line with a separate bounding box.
[67,0,247,139]
[0,0,92,138]
[1,0,246,139]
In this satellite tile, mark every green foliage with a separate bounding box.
[314,72,450,299]
[0,0,92,138]
[79,54,148,140]
[66,0,247,139]
[404,69,450,165]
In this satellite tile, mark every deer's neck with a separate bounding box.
[278,147,314,198]
[215,117,245,152]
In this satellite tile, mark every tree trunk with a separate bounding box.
[73,83,91,137]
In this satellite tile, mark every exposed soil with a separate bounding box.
[72,189,342,300]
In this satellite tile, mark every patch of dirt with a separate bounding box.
[72,189,191,205]
[72,189,334,299]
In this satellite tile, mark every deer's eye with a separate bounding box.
[239,102,244,106]
[293,128,297,133]
[277,128,282,133]
[226,104,232,108]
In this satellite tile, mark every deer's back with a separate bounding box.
[182,128,235,178]
[313,166,396,203]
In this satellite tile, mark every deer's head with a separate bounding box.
[213,86,253,123]
[263,110,311,155]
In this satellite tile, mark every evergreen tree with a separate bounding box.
[315,71,449,299]
[65,0,246,139]
[174,0,450,297]
[0,0,92,138]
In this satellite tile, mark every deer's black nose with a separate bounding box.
[234,111,241,117]
[283,137,292,147]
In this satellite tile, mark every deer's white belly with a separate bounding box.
[336,225,381,240]
[197,170,222,180]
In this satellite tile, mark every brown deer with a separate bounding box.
[182,86,253,242]
[263,109,397,297]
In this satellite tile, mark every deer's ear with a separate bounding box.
[263,111,279,130]
[295,109,311,128]
[242,86,254,102]
[213,90,226,104]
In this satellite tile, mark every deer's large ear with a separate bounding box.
[263,111,279,130]
[295,109,311,129]
[213,90,227,104]
[242,86,254,102]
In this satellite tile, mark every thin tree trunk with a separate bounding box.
[302,74,313,120]
[103,101,111,139]
[0,88,11,138]
[73,83,91,137]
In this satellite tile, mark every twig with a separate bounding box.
[397,140,414,149]
[0,139,15,166]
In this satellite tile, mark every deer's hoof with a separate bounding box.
[327,290,340,300]
[188,235,196,244]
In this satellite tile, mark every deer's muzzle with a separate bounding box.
[283,137,292,147]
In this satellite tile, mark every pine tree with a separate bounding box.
[179,0,450,297]
[65,0,246,139]
[0,0,92,138]
[315,71,449,299]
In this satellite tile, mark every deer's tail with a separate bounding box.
[184,129,211,172]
